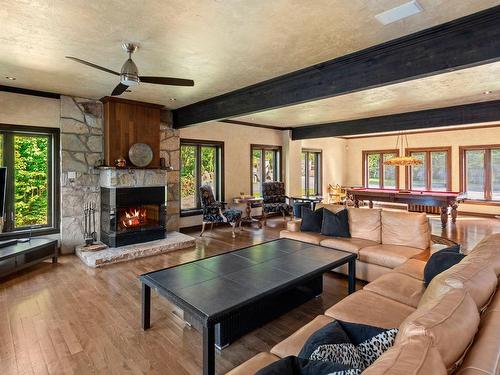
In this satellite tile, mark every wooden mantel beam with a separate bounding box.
[291,100,500,140]
[172,6,500,128]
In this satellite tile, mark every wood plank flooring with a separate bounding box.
[0,215,499,375]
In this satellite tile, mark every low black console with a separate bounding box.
[0,238,58,278]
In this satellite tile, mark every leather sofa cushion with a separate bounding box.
[320,237,379,255]
[455,308,500,375]
[363,272,425,308]
[324,290,415,329]
[286,220,302,232]
[279,230,328,245]
[334,260,392,283]
[381,210,430,250]
[270,315,334,358]
[466,233,500,276]
[348,207,381,243]
[396,288,480,369]
[393,259,426,280]
[358,244,424,269]
[418,258,497,310]
[363,336,447,375]
[226,352,280,375]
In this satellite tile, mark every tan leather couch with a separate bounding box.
[227,233,500,375]
[280,206,436,282]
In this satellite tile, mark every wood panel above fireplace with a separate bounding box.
[101,96,163,167]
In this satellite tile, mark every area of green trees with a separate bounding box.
[180,145,216,208]
[14,136,49,227]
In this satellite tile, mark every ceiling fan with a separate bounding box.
[66,43,194,96]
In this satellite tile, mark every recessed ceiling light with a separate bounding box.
[483,90,492,95]
[375,0,423,25]
[5,76,16,80]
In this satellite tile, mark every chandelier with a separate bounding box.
[383,132,423,167]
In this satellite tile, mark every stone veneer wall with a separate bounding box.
[59,96,180,254]
[160,111,180,232]
[60,96,103,254]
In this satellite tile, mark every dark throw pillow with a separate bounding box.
[321,208,350,238]
[300,207,324,233]
[424,246,465,287]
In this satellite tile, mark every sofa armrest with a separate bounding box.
[287,219,302,232]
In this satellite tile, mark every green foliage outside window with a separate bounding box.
[14,136,49,227]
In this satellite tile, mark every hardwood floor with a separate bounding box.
[0,215,498,375]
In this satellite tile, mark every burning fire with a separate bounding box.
[121,207,147,228]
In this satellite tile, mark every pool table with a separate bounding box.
[346,188,465,228]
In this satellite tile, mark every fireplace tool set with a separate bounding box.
[84,202,97,246]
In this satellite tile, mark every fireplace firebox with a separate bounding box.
[101,187,166,247]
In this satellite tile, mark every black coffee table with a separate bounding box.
[139,238,356,375]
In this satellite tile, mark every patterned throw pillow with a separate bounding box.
[255,356,362,375]
[300,320,398,371]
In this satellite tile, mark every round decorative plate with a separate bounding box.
[128,143,153,167]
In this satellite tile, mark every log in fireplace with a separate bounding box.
[101,186,166,247]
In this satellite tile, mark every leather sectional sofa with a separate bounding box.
[281,206,445,282]
[227,232,500,374]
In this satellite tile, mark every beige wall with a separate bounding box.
[286,136,347,197]
[0,92,60,127]
[179,122,285,227]
[345,126,500,215]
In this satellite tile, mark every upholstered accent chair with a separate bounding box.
[262,181,293,225]
[199,184,242,238]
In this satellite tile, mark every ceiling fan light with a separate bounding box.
[120,58,139,86]
[120,74,139,86]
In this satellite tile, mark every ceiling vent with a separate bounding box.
[375,0,423,25]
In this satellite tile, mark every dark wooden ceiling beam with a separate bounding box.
[291,100,500,140]
[172,6,500,128]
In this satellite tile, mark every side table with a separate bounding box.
[233,197,263,228]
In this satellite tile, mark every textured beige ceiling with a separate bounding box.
[0,0,498,109]
[234,62,500,127]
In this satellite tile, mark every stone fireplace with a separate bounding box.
[100,186,166,247]
[59,95,181,254]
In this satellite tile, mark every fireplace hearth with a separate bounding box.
[101,187,166,247]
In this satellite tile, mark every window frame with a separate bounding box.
[250,144,283,196]
[0,123,60,240]
[362,149,400,189]
[180,138,225,217]
[459,144,500,203]
[405,147,451,191]
[301,148,322,196]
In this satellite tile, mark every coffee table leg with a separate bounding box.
[203,323,215,375]
[348,259,356,294]
[142,283,151,330]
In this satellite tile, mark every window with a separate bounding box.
[0,125,60,237]
[406,148,451,191]
[362,150,399,189]
[460,145,500,201]
[180,139,223,213]
[251,145,281,197]
[301,149,322,195]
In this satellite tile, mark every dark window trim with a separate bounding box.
[301,149,322,196]
[404,147,452,191]
[362,149,400,189]
[250,144,283,196]
[459,144,500,202]
[0,123,60,239]
[180,138,224,213]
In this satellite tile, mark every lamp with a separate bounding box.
[383,132,423,167]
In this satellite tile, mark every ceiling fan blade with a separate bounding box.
[111,83,129,96]
[139,76,194,86]
[66,56,120,76]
